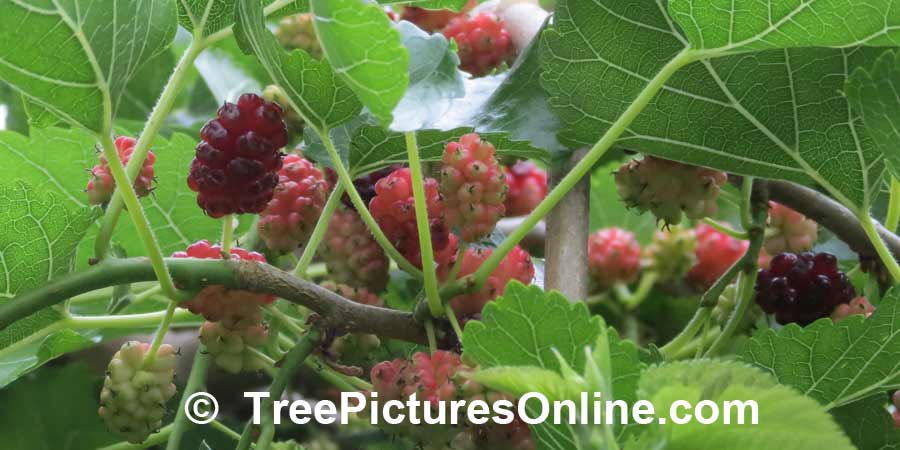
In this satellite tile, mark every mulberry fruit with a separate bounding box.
[642,226,697,282]
[615,156,727,225]
[443,13,516,76]
[401,0,476,32]
[200,321,268,374]
[321,208,390,292]
[98,342,177,443]
[257,154,330,252]
[275,13,322,58]
[755,252,855,325]
[87,136,155,205]
[764,202,818,255]
[688,223,748,290]
[188,93,287,218]
[440,133,507,242]
[173,240,274,329]
[830,296,876,322]
[341,165,401,210]
[587,227,641,289]
[262,85,304,137]
[440,246,534,318]
[504,161,547,216]
[369,167,455,268]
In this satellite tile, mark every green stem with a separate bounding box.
[445,242,468,282]
[424,319,437,353]
[470,49,695,292]
[859,213,900,283]
[659,307,711,359]
[887,177,900,232]
[405,131,442,316]
[740,176,755,229]
[222,215,235,255]
[306,262,328,279]
[308,356,373,391]
[703,270,756,357]
[94,39,205,261]
[294,184,345,277]
[617,272,659,310]
[319,130,422,277]
[267,305,307,337]
[96,425,173,450]
[444,303,464,338]
[68,308,197,329]
[210,420,244,442]
[701,218,748,240]
[166,345,210,450]
[236,329,322,450]
[247,346,278,366]
[142,300,179,369]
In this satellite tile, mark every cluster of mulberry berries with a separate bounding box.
[369,167,457,268]
[370,351,534,450]
[443,13,516,76]
[688,224,748,290]
[440,133,507,242]
[587,227,641,289]
[439,246,534,319]
[86,136,156,205]
[98,342,177,443]
[257,154,331,252]
[755,252,855,325]
[173,240,274,373]
[504,161,547,216]
[188,93,287,218]
[321,210,390,292]
[615,156,727,225]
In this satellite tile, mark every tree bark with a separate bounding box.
[544,148,591,302]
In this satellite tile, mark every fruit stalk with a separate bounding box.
[98,133,182,302]
[859,213,900,283]
[165,346,210,450]
[235,329,322,450]
[294,184,345,277]
[406,131,443,316]
[94,39,205,260]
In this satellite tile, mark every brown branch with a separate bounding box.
[0,258,426,344]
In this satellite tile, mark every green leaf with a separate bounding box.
[636,360,855,450]
[742,288,900,410]
[0,0,177,133]
[541,0,888,212]
[831,395,900,450]
[463,282,602,450]
[0,182,96,387]
[349,126,549,176]
[471,366,584,403]
[0,364,117,449]
[177,0,311,36]
[0,82,28,134]
[0,127,235,265]
[311,0,409,125]
[846,49,900,179]
[669,0,900,53]
[390,21,463,131]
[117,49,176,123]
[235,0,362,131]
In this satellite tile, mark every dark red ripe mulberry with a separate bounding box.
[188,93,288,218]
[443,13,516,77]
[755,252,855,325]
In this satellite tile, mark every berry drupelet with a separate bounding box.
[755,252,855,325]
[188,93,288,218]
